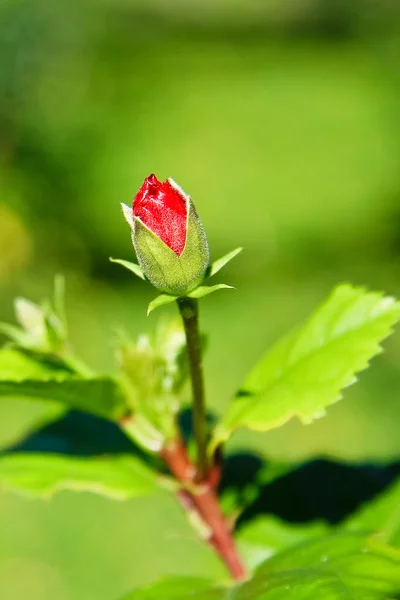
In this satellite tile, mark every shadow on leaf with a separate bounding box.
[3,410,153,464]
[220,452,400,527]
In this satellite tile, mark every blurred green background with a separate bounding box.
[1,0,400,598]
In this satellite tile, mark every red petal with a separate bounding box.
[132,174,188,256]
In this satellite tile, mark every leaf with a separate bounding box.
[238,571,353,599]
[187,284,234,299]
[14,297,46,338]
[109,258,146,280]
[0,452,158,499]
[236,516,329,571]
[236,532,400,599]
[12,294,66,352]
[0,322,28,345]
[211,284,400,451]
[0,347,72,380]
[0,377,126,420]
[147,293,178,315]
[343,477,400,547]
[53,274,67,331]
[122,576,229,600]
[209,247,243,277]
[8,410,141,456]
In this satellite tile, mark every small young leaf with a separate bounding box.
[209,247,243,277]
[147,294,178,316]
[122,576,228,600]
[109,258,146,280]
[53,274,67,332]
[0,377,126,420]
[0,453,159,499]
[211,284,400,451]
[186,284,234,299]
[14,297,45,338]
[1,282,69,357]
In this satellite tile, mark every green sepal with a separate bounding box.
[186,284,234,299]
[147,294,179,316]
[208,247,243,277]
[133,199,209,296]
[109,258,146,280]
[147,285,234,315]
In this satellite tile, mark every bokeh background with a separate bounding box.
[1,0,400,598]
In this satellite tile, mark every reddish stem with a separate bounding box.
[161,439,246,581]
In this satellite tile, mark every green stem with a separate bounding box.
[178,297,208,481]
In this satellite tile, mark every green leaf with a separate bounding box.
[53,274,67,331]
[0,377,126,420]
[109,258,146,280]
[236,516,329,571]
[122,576,228,600]
[209,247,243,277]
[0,453,159,499]
[14,297,46,338]
[12,294,66,352]
[238,571,353,599]
[236,532,400,599]
[211,284,400,451]
[147,294,178,315]
[0,322,28,345]
[343,477,400,547]
[186,284,234,299]
[0,347,72,380]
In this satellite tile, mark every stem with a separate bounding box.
[172,298,246,579]
[177,297,208,481]
[161,440,246,581]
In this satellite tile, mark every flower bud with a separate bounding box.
[122,175,210,296]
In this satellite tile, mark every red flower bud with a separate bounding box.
[122,175,210,296]
[133,174,187,256]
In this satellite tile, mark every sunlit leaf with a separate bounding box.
[14,297,46,339]
[211,285,400,451]
[122,576,228,600]
[236,532,400,599]
[236,516,329,570]
[343,477,400,547]
[0,347,72,380]
[0,452,159,499]
[0,377,126,420]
